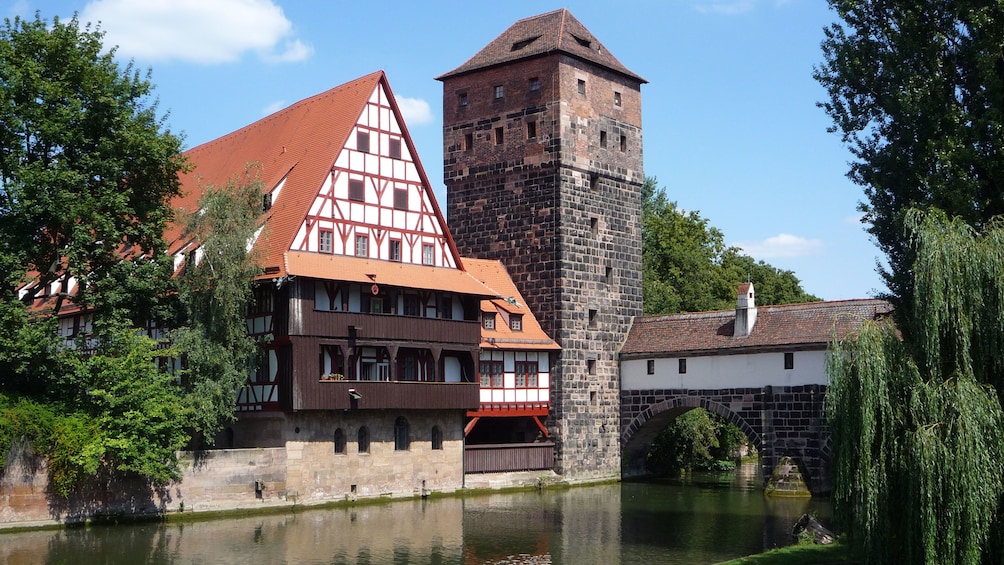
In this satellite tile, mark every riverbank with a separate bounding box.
[718,542,852,564]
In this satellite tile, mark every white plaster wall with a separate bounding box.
[621,349,828,390]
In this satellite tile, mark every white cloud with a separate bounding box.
[694,0,756,15]
[733,233,823,259]
[261,100,286,116]
[843,212,865,225]
[80,0,312,64]
[397,97,434,126]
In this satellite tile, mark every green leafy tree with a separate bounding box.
[814,1,1004,334]
[646,408,745,475]
[642,178,819,314]
[827,209,1004,564]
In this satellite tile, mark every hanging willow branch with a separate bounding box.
[827,208,1004,565]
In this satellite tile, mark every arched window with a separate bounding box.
[334,428,346,454]
[357,426,370,453]
[431,426,443,450]
[394,417,410,451]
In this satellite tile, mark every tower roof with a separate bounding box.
[436,9,646,83]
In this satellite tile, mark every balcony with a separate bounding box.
[296,380,480,411]
[294,309,480,346]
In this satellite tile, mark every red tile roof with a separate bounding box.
[462,258,560,351]
[436,9,646,83]
[620,299,892,358]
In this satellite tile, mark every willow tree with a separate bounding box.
[827,209,1004,564]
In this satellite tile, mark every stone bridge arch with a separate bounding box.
[619,385,832,495]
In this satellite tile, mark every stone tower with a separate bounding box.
[437,9,645,480]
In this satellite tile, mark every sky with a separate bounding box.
[7,0,887,301]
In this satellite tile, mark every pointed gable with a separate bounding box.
[436,9,646,83]
[170,71,464,278]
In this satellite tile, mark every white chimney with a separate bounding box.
[734,282,757,337]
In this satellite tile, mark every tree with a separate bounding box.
[827,209,1004,564]
[642,178,819,314]
[814,1,1004,333]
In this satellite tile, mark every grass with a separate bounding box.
[716,542,854,565]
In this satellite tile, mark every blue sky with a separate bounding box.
[8,0,886,301]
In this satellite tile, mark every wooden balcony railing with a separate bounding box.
[297,380,480,411]
[464,442,555,474]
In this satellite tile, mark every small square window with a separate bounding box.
[614,91,622,106]
[784,352,794,370]
[349,179,364,202]
[357,131,370,153]
[389,138,402,159]
[422,243,435,266]
[577,79,586,95]
[679,358,687,374]
[600,130,607,148]
[647,360,655,375]
[495,127,504,145]
[494,85,504,99]
[482,313,496,330]
[355,235,368,257]
[620,135,627,152]
[529,77,540,91]
[464,132,473,151]
[458,92,468,107]
[394,187,408,210]
[319,230,333,254]
[526,120,536,139]
[510,315,522,331]
[389,239,401,262]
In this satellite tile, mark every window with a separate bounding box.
[357,131,370,153]
[458,92,468,107]
[431,426,443,450]
[526,120,536,139]
[404,294,421,316]
[590,172,600,191]
[334,428,346,454]
[605,265,613,285]
[357,427,370,453]
[319,229,333,254]
[394,417,410,451]
[588,308,598,327]
[679,358,687,374]
[464,132,473,151]
[784,352,794,370]
[422,243,434,266]
[600,130,607,148]
[480,360,503,387]
[529,77,540,91]
[647,360,655,375]
[620,134,627,152]
[439,295,453,319]
[389,239,402,262]
[262,192,272,212]
[482,312,496,330]
[394,187,408,210]
[515,361,538,387]
[587,359,596,375]
[495,127,504,145]
[577,79,586,95]
[510,314,523,331]
[320,345,344,380]
[349,179,364,201]
[355,235,368,257]
[614,91,622,106]
[494,84,504,99]
[389,138,402,159]
[590,216,599,236]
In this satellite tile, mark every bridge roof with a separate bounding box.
[620,299,892,358]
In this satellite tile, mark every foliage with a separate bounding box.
[814,1,1004,332]
[646,408,746,475]
[826,209,1004,564]
[642,178,819,314]
[716,541,849,565]
[172,167,264,440]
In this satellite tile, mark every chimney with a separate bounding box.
[734,282,757,337]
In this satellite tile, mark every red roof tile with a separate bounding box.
[620,299,892,358]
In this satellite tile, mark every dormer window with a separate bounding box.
[482,312,496,330]
[572,34,592,49]
[510,314,523,331]
[511,36,540,51]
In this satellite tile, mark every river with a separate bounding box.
[0,462,832,564]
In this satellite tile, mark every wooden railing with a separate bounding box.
[464,442,555,474]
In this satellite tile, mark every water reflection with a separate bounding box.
[0,464,831,565]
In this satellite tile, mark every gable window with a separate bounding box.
[355,234,368,257]
[394,417,410,451]
[480,360,503,387]
[679,358,687,374]
[389,239,402,262]
[510,314,522,331]
[394,187,408,210]
[319,229,333,254]
[494,84,504,99]
[515,361,538,387]
[600,130,607,148]
[422,243,434,265]
[458,92,468,107]
[526,120,537,140]
[349,179,364,202]
[784,352,794,370]
[357,131,370,153]
[482,312,496,330]
[464,132,473,151]
[614,91,622,106]
[389,138,402,159]
[495,127,504,145]
[647,359,655,375]
[529,77,540,91]
[577,79,586,95]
